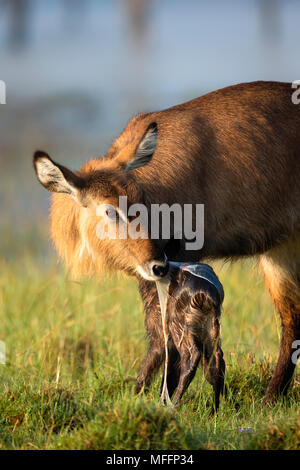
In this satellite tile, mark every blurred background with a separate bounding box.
[0,0,300,260]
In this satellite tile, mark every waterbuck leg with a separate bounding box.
[135,278,164,394]
[265,316,300,400]
[260,241,300,402]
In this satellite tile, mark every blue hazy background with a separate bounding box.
[0,0,299,258]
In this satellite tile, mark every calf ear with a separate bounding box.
[126,122,157,172]
[33,151,85,197]
[191,292,216,313]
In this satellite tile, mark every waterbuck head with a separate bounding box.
[33,122,169,281]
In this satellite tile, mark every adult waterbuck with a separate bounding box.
[33,81,300,402]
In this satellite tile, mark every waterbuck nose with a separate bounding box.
[150,261,169,278]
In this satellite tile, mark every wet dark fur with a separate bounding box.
[168,268,225,411]
[136,267,225,412]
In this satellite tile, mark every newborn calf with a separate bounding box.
[160,262,226,412]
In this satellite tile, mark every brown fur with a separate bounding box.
[34,81,300,401]
[50,163,163,279]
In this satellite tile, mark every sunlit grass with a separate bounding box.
[0,255,299,450]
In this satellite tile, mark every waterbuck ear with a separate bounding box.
[126,122,157,172]
[33,151,85,197]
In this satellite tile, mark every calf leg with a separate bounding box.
[260,240,300,401]
[198,344,226,414]
[206,348,226,413]
[135,341,164,394]
[172,346,201,406]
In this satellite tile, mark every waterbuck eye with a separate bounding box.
[105,207,118,219]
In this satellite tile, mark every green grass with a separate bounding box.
[0,255,299,450]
